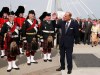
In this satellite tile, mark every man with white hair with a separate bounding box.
[54,12,79,74]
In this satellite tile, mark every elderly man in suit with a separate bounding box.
[55,12,79,74]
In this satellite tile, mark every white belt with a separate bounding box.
[42,30,54,33]
[11,35,18,38]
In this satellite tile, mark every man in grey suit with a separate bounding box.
[84,18,93,45]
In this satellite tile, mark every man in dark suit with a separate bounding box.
[79,19,86,43]
[55,12,79,74]
[76,17,82,43]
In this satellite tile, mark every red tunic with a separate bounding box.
[0,18,8,28]
[14,17,25,28]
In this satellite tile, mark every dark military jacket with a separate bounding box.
[1,21,20,49]
[22,19,38,43]
[1,21,19,39]
[39,20,55,39]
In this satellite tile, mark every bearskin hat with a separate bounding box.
[1,7,9,15]
[8,11,15,15]
[15,6,25,17]
[0,12,2,18]
[28,10,35,16]
[39,12,51,21]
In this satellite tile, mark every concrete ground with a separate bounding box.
[0,44,100,75]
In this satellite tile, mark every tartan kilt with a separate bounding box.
[42,39,54,50]
[5,48,20,57]
[26,35,39,51]
[4,36,20,56]
[0,35,4,50]
[26,42,39,51]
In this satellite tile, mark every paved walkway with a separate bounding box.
[0,44,100,75]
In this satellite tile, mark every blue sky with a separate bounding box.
[0,0,100,19]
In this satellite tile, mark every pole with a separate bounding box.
[78,1,91,18]
[79,0,97,19]
[46,0,52,13]
[9,0,12,11]
[55,0,57,12]
[67,2,77,18]
[70,0,81,17]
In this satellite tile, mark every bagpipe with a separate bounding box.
[4,32,20,57]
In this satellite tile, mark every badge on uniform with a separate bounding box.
[70,28,73,29]
[45,26,46,29]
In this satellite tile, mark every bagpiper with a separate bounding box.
[15,6,25,54]
[1,11,20,72]
[0,7,9,58]
[39,12,55,62]
[22,10,38,65]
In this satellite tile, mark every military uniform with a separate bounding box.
[22,17,38,65]
[1,11,20,72]
[15,6,25,54]
[0,7,9,58]
[39,20,55,62]
[0,18,8,57]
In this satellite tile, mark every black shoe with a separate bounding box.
[7,69,12,72]
[87,43,90,45]
[31,61,38,64]
[44,60,47,62]
[83,42,86,45]
[91,45,93,47]
[67,70,72,74]
[48,59,52,62]
[78,42,80,44]
[56,67,65,71]
[95,44,97,46]
[1,56,5,58]
[27,63,31,65]
[13,67,20,70]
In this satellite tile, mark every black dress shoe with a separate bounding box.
[91,45,93,47]
[44,60,47,62]
[13,67,20,70]
[87,43,90,45]
[31,61,38,64]
[7,69,12,72]
[1,56,5,58]
[67,70,72,74]
[27,63,31,65]
[56,67,65,71]
[84,42,86,45]
[48,59,52,62]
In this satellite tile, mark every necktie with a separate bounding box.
[65,22,69,33]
